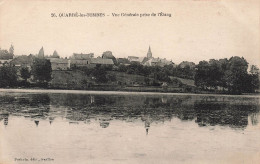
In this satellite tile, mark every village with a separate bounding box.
[0,45,187,70]
[0,45,259,94]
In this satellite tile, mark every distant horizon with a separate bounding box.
[1,44,258,66]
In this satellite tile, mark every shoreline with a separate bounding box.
[0,88,259,97]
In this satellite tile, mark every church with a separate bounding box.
[126,46,174,67]
[142,46,174,67]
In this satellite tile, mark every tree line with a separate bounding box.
[117,62,195,82]
[76,62,196,86]
[0,58,52,88]
[195,57,259,94]
[0,55,259,94]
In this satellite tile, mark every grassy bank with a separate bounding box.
[49,70,189,93]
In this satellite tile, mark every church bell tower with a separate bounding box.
[147,46,152,59]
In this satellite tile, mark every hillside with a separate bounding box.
[51,70,91,89]
[50,70,186,92]
[170,76,195,87]
[107,71,147,86]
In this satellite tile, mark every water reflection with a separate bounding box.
[34,120,39,127]
[0,93,259,131]
[0,114,9,126]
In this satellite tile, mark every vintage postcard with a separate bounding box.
[0,0,260,164]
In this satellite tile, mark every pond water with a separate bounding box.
[0,90,260,164]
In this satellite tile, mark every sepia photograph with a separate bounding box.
[0,0,260,163]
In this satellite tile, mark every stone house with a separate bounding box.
[49,58,69,70]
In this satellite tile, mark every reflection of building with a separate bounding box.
[99,116,111,128]
[99,121,110,128]
[49,117,55,125]
[4,115,8,126]
[161,97,168,104]
[90,96,95,104]
[66,111,86,121]
[142,115,151,135]
[0,114,9,126]
[34,120,39,127]
[249,113,259,126]
[145,120,150,135]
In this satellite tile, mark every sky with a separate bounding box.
[0,0,259,66]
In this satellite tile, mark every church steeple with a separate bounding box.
[38,47,44,58]
[147,46,152,59]
[9,44,14,55]
[9,44,14,59]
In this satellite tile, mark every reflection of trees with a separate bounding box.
[250,113,259,126]
[194,102,260,128]
[1,93,259,130]
[49,94,117,107]
[0,94,50,121]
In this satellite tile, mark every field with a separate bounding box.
[50,70,190,92]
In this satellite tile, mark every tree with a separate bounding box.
[195,61,210,89]
[225,56,248,94]
[144,77,150,85]
[219,58,229,89]
[143,66,151,76]
[92,65,108,83]
[0,48,13,60]
[31,58,52,83]
[0,65,18,87]
[176,61,196,79]
[20,67,31,82]
[163,65,174,76]
[107,74,116,82]
[208,59,222,88]
[250,65,259,75]
[247,65,260,92]
[118,64,127,72]
[195,56,251,94]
